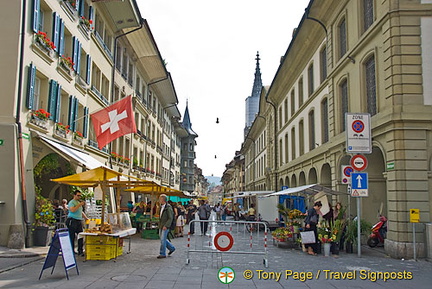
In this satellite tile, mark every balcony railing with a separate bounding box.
[94,31,113,61]
[91,85,109,105]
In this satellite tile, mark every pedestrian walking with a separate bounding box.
[197,200,211,235]
[157,194,175,259]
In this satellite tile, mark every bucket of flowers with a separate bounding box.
[319,233,336,256]
[272,227,293,242]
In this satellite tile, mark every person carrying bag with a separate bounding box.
[303,201,322,255]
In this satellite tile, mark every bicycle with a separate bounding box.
[245,214,270,233]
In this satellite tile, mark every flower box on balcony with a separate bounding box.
[54,123,70,139]
[32,33,54,64]
[29,116,48,131]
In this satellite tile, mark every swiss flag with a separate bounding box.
[90,95,137,149]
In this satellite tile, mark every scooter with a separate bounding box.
[367,215,387,247]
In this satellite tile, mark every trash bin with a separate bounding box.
[426,223,432,261]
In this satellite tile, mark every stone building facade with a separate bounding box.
[240,0,432,258]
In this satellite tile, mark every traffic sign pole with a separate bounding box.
[357,197,361,258]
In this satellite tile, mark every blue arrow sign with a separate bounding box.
[351,173,368,190]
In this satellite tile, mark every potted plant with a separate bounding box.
[33,186,56,246]
[344,219,372,253]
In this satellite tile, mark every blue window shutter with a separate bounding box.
[72,37,78,71]
[68,95,74,128]
[86,55,92,84]
[59,21,65,56]
[55,84,61,123]
[83,107,89,138]
[48,80,57,120]
[26,63,37,110]
[32,0,40,33]
[76,41,82,73]
[73,97,79,132]
[52,13,59,53]
[89,6,94,23]
[78,0,84,17]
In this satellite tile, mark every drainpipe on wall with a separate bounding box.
[13,0,31,248]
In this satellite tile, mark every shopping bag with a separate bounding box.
[300,231,316,244]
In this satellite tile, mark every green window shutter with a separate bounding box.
[55,84,61,123]
[86,55,91,84]
[73,97,79,132]
[68,95,74,128]
[32,0,40,33]
[83,107,89,138]
[52,12,60,53]
[26,63,37,110]
[48,80,57,120]
[59,20,65,56]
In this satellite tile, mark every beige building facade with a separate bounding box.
[241,0,432,258]
[0,0,187,248]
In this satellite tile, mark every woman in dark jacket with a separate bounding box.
[304,201,322,255]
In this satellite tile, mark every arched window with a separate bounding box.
[340,79,349,132]
[308,63,314,96]
[321,98,329,143]
[299,120,304,156]
[320,46,327,82]
[365,55,377,116]
[291,127,296,160]
[308,110,315,150]
[363,0,374,32]
[338,18,347,60]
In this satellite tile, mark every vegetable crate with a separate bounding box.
[141,229,159,239]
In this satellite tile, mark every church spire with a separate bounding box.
[251,51,262,98]
[182,101,198,137]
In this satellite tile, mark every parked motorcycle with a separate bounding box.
[367,215,387,247]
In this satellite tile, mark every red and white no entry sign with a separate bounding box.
[214,232,234,252]
[350,154,368,171]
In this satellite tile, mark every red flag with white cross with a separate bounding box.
[90,95,136,149]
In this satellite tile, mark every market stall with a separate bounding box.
[125,185,188,239]
[51,166,169,260]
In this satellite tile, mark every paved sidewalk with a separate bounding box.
[0,219,431,288]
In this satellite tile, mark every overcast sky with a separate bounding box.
[138,0,310,177]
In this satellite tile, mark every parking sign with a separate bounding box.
[346,113,372,154]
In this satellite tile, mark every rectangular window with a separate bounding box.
[284,99,288,124]
[320,46,327,82]
[363,0,374,32]
[365,55,377,116]
[33,77,41,110]
[340,80,348,132]
[321,98,329,143]
[284,134,288,164]
[308,64,314,96]
[339,18,347,59]
[309,110,315,151]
